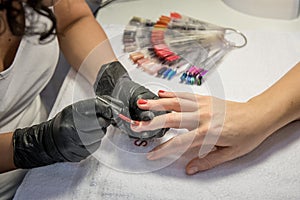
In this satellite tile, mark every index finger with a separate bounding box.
[138,97,200,112]
[158,91,200,101]
[131,111,201,131]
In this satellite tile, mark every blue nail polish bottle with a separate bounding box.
[167,70,177,80]
[180,72,187,82]
[163,68,172,78]
[157,66,168,77]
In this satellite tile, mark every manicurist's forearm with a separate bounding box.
[54,0,117,83]
[249,62,300,135]
[0,132,16,173]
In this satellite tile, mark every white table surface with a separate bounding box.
[96,0,300,32]
[14,1,300,199]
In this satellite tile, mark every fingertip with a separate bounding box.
[158,90,169,97]
[186,166,200,175]
[137,99,148,105]
[130,121,151,132]
[146,153,155,160]
[137,99,150,110]
[158,90,166,94]
[147,147,160,160]
[130,124,141,132]
[185,157,204,175]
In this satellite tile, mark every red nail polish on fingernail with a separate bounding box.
[137,99,148,104]
[132,121,140,126]
[158,90,165,93]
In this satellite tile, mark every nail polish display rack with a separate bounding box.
[122,12,247,86]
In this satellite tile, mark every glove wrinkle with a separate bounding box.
[13,122,66,168]
[94,61,130,97]
[13,98,112,169]
[94,61,169,140]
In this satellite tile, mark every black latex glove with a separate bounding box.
[13,98,113,169]
[94,61,169,140]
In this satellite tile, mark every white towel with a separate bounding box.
[14,26,300,200]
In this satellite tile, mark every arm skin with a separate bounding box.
[0,133,16,173]
[53,0,117,84]
[0,0,117,173]
[132,61,300,175]
[250,62,300,129]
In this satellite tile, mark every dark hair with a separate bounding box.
[0,0,56,43]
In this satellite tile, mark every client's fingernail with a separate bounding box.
[187,166,198,175]
[132,121,140,126]
[137,99,148,104]
[158,90,165,93]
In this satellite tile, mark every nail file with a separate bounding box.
[118,114,140,126]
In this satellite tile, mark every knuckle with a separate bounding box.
[195,127,206,136]
[201,110,213,120]
[170,136,183,147]
[198,157,214,171]
[166,113,177,126]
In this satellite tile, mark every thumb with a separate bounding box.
[185,147,234,175]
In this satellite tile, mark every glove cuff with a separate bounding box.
[13,120,66,169]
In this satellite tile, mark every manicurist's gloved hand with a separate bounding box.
[13,98,113,169]
[94,61,169,140]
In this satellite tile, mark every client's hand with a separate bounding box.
[132,91,273,175]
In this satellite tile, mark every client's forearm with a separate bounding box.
[249,62,300,136]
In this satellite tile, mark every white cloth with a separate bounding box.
[0,34,59,199]
[14,26,300,200]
